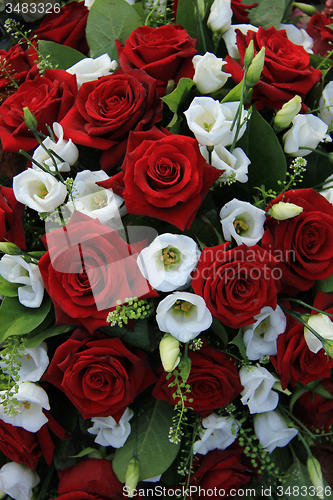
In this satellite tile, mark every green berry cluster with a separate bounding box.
[106,297,155,327]
[0,337,25,417]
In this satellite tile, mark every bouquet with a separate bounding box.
[0,0,333,498]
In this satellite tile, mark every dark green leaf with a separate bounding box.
[298,150,333,190]
[86,0,142,60]
[0,276,19,297]
[211,318,229,346]
[25,324,74,348]
[176,0,197,39]
[314,273,333,294]
[38,41,85,70]
[113,399,180,482]
[162,78,196,114]
[238,107,287,194]
[0,297,52,342]
[100,318,159,352]
[281,460,333,499]
[132,1,146,23]
[249,0,285,29]
[229,328,248,361]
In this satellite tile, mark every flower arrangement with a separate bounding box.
[0,0,333,499]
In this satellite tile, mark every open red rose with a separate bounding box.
[192,243,282,329]
[38,211,157,334]
[262,188,333,292]
[60,68,162,171]
[271,292,333,389]
[0,69,77,152]
[307,12,333,58]
[55,458,124,500]
[32,2,89,54]
[43,330,156,421]
[0,186,26,249]
[0,44,38,105]
[225,26,322,110]
[152,341,242,416]
[188,448,251,499]
[0,420,41,470]
[98,128,220,231]
[116,25,197,96]
[294,378,333,432]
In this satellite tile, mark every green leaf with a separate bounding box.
[86,0,142,60]
[176,0,197,40]
[38,41,85,70]
[70,447,102,459]
[113,399,180,482]
[0,276,19,297]
[221,82,252,104]
[100,318,159,352]
[0,297,52,342]
[25,324,74,348]
[211,318,229,346]
[229,328,248,361]
[314,273,333,293]
[162,78,196,114]
[238,107,287,194]
[249,0,285,29]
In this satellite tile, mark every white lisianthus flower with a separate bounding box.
[137,233,200,292]
[222,25,258,59]
[319,174,333,203]
[279,24,314,53]
[13,169,68,213]
[88,407,134,448]
[304,313,333,353]
[32,123,79,173]
[193,413,239,455]
[0,343,49,383]
[0,255,44,308]
[319,81,333,127]
[254,410,298,453]
[193,52,231,94]
[283,114,332,157]
[270,201,303,220]
[184,97,248,147]
[0,382,49,432]
[240,365,279,414]
[200,144,250,183]
[220,199,266,246]
[66,54,118,88]
[207,0,233,34]
[156,292,212,343]
[243,306,286,361]
[67,170,125,225]
[0,462,39,500]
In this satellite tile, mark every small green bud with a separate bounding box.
[159,334,180,372]
[0,242,22,255]
[307,456,324,498]
[244,40,254,68]
[23,107,38,131]
[125,457,140,498]
[274,95,302,132]
[246,47,265,87]
[292,2,317,15]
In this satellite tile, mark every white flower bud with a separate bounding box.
[246,47,265,87]
[270,201,303,220]
[304,313,333,354]
[254,410,298,453]
[159,334,180,372]
[193,52,231,94]
[319,81,333,127]
[274,96,302,132]
[307,456,324,498]
[125,457,140,498]
[207,0,233,34]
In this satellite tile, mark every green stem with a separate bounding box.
[194,0,206,54]
[280,305,326,345]
[279,298,333,320]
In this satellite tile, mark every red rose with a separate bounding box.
[0,186,26,249]
[60,69,162,171]
[0,44,38,104]
[192,243,282,329]
[187,448,251,499]
[55,458,124,500]
[262,189,333,292]
[231,0,258,23]
[294,379,333,432]
[307,12,333,58]
[225,26,322,110]
[43,330,156,421]
[152,341,242,416]
[38,211,157,334]
[0,69,77,152]
[32,2,89,54]
[98,128,220,231]
[116,25,197,96]
[0,420,41,470]
[271,292,333,389]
